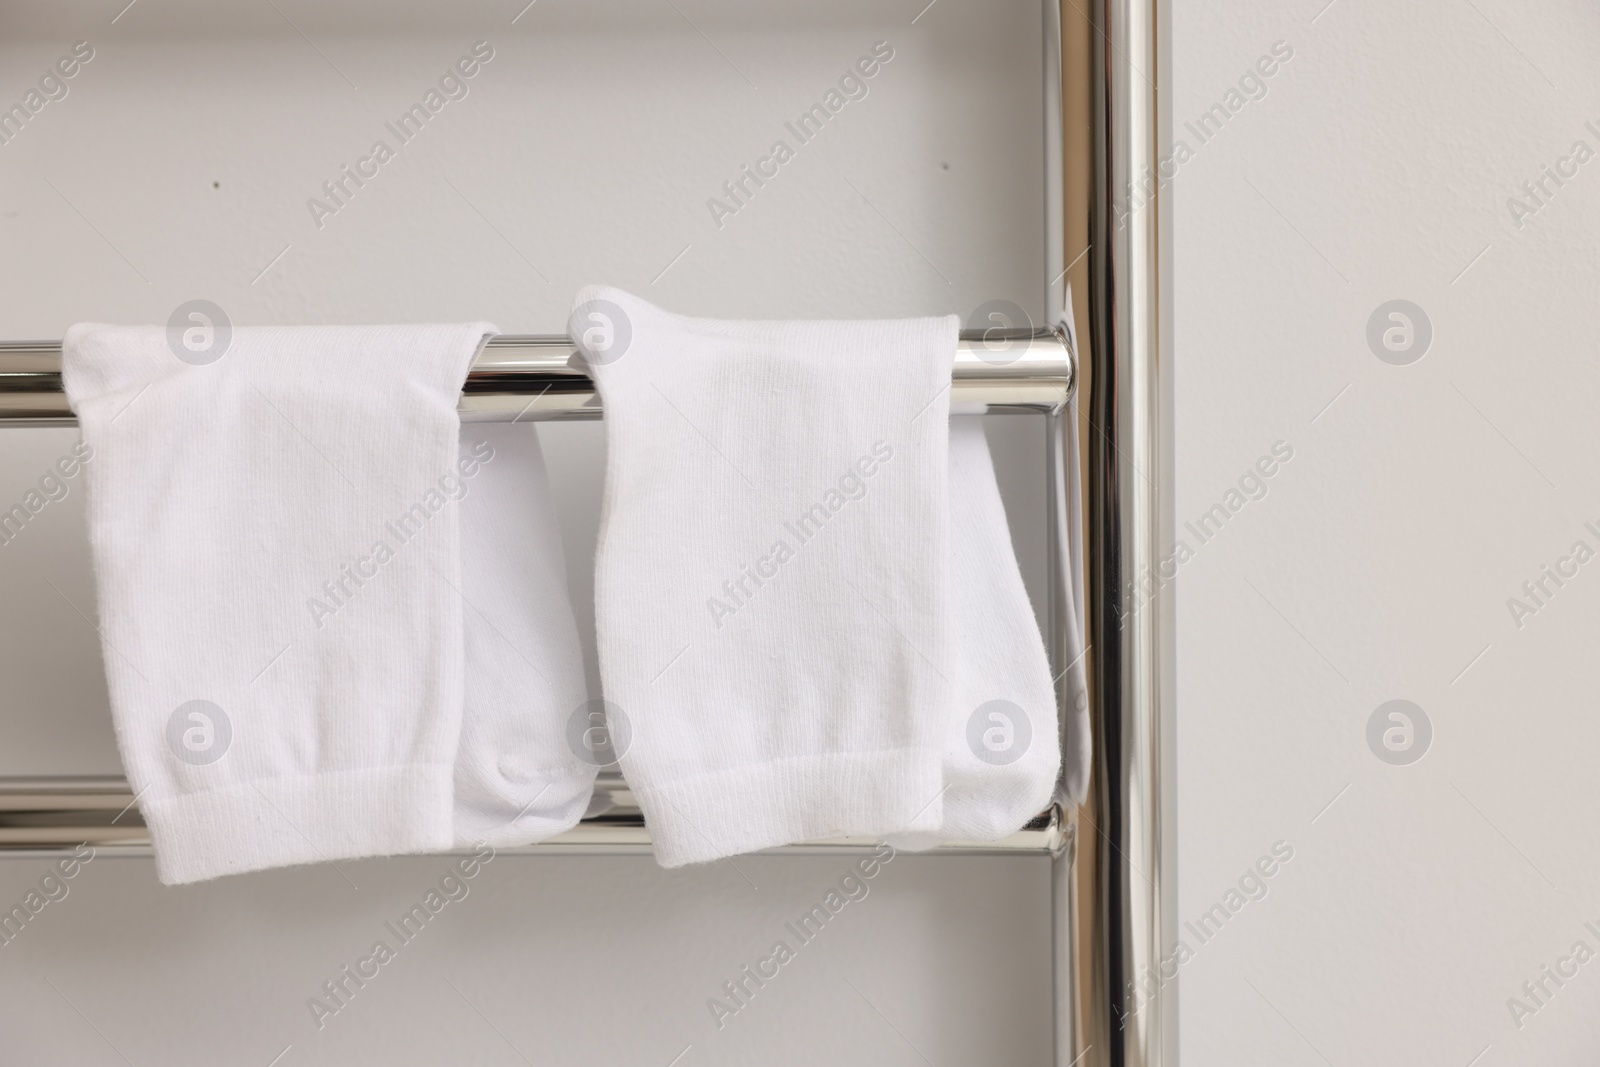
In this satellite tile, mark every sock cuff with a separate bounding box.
[141,765,454,885]
[629,748,946,867]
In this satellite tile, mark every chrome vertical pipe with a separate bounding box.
[1054,0,1172,1063]
[1091,0,1172,1064]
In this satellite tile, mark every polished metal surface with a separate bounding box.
[1040,6,1087,1066]
[1076,0,1173,1064]
[1044,0,1173,1063]
[0,775,1062,854]
[0,331,1073,426]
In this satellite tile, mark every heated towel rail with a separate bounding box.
[0,332,1073,424]
[0,2,1171,1065]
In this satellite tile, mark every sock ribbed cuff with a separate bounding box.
[141,766,454,885]
[631,748,945,867]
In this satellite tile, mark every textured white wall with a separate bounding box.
[1175,1,1600,1064]
[0,2,1059,1065]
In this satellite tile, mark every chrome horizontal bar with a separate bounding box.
[0,775,1063,854]
[0,330,1073,426]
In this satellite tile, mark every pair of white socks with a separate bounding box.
[575,288,1060,866]
[64,324,592,884]
[65,297,1068,880]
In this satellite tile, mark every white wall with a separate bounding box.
[1175,1,1600,1064]
[0,3,1059,1065]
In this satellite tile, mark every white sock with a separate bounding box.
[889,416,1060,848]
[573,286,958,866]
[453,422,596,847]
[64,322,493,884]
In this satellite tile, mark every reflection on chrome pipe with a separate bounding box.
[1047,0,1173,1062]
[0,332,1072,426]
[1078,0,1173,1065]
[0,775,1065,854]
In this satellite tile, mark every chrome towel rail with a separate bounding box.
[0,0,1170,1062]
[0,775,1065,854]
[0,330,1072,425]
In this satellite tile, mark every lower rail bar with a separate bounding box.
[0,776,1063,853]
